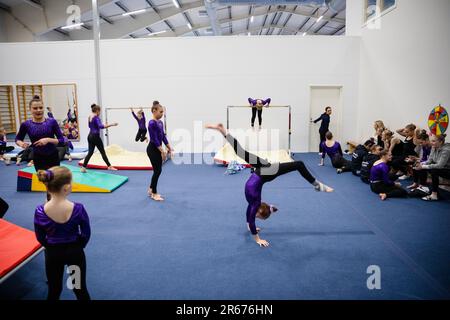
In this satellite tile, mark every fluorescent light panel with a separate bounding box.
[61,22,84,30]
[122,9,146,16]
[148,30,167,36]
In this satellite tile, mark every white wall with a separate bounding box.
[0,40,96,144]
[357,0,450,139]
[0,36,361,152]
[346,0,364,36]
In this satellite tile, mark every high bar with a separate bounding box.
[105,107,154,110]
[227,105,291,108]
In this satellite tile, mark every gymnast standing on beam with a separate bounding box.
[81,104,118,173]
[206,123,334,247]
[248,97,271,130]
[147,101,173,201]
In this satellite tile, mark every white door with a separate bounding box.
[309,86,342,152]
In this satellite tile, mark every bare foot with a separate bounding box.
[379,193,387,201]
[315,182,334,192]
[80,167,87,173]
[205,123,226,136]
[108,166,118,171]
[152,194,164,201]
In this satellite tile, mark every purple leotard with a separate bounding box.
[88,115,105,135]
[248,98,271,107]
[34,202,91,248]
[132,111,147,130]
[15,118,64,156]
[245,173,264,235]
[148,119,168,148]
[321,141,343,159]
[370,162,394,185]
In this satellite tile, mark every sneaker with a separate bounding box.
[422,195,438,201]
[417,186,430,194]
[336,168,343,174]
[398,175,410,180]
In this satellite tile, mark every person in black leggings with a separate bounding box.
[370,150,408,200]
[147,102,173,201]
[312,106,332,154]
[206,123,333,247]
[392,124,418,178]
[81,104,118,172]
[0,127,14,161]
[34,167,90,300]
[15,96,65,200]
[0,197,8,218]
[248,98,271,129]
[131,108,148,143]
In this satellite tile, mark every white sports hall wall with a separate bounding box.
[357,0,450,139]
[0,36,360,152]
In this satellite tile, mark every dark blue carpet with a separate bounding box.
[0,153,449,300]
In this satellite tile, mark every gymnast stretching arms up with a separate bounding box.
[206,123,333,247]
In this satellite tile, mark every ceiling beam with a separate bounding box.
[332,24,345,35]
[177,5,340,37]
[0,2,11,13]
[100,14,114,25]
[69,0,204,40]
[115,1,137,19]
[231,23,300,36]
[5,0,116,38]
[204,0,222,36]
[21,0,43,10]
